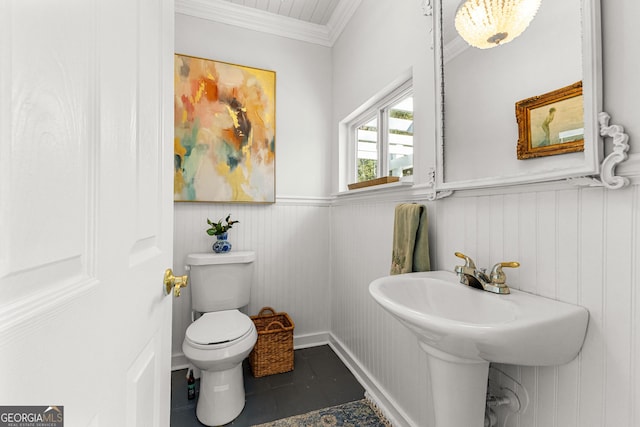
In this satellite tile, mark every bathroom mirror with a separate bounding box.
[433,0,603,191]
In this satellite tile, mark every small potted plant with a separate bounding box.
[206,214,239,253]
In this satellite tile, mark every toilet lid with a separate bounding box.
[186,310,254,345]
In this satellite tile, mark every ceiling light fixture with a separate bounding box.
[455,0,542,49]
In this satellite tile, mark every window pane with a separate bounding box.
[356,117,378,182]
[387,95,413,177]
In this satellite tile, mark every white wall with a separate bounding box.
[172,14,334,366]
[331,199,434,425]
[332,0,435,190]
[330,0,640,426]
[176,13,333,198]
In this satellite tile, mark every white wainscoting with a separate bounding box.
[331,200,433,426]
[172,199,332,368]
[172,184,639,426]
[330,183,640,427]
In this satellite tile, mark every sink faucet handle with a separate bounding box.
[489,262,520,284]
[454,252,476,269]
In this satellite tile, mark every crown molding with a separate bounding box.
[326,0,363,46]
[444,35,469,63]
[176,0,361,47]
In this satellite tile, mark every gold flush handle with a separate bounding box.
[164,269,188,297]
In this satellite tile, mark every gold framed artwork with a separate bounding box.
[516,81,583,160]
[174,54,276,203]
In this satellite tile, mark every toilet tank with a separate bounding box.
[185,251,255,313]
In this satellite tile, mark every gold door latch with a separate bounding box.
[164,268,188,297]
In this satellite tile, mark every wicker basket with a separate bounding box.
[249,307,295,377]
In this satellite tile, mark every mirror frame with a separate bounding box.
[433,0,603,192]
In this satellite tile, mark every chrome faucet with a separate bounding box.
[454,252,520,294]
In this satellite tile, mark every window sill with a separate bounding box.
[346,176,400,190]
[334,178,414,198]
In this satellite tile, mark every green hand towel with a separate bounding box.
[390,203,431,275]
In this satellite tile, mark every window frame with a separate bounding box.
[347,78,414,186]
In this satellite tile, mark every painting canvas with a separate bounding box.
[516,81,583,160]
[174,54,276,202]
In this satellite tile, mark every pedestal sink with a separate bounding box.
[369,270,588,427]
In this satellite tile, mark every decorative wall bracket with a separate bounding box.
[419,0,434,50]
[428,190,454,201]
[425,168,454,200]
[568,112,630,189]
[419,0,433,16]
[426,167,436,187]
[598,112,630,189]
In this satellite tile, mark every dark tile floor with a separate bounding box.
[171,345,366,426]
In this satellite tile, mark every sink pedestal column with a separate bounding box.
[419,342,489,427]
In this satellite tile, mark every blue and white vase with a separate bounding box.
[212,232,232,253]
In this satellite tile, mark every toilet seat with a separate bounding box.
[185,310,254,349]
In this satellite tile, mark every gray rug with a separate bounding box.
[251,399,391,427]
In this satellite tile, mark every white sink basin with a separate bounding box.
[369,270,589,427]
[369,270,588,366]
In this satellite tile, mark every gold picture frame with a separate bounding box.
[516,81,584,160]
[174,54,276,203]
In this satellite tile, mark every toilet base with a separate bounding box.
[196,363,246,426]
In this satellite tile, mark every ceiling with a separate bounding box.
[180,0,437,46]
[219,0,344,26]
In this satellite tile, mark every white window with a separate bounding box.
[349,79,414,184]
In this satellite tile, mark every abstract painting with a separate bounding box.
[174,54,276,202]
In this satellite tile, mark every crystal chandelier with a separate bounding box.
[455,0,542,49]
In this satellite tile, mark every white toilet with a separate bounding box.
[182,251,258,426]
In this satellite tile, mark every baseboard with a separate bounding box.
[172,353,190,371]
[171,331,331,371]
[328,333,417,427]
[293,331,330,349]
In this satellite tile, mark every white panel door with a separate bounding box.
[0,0,175,426]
